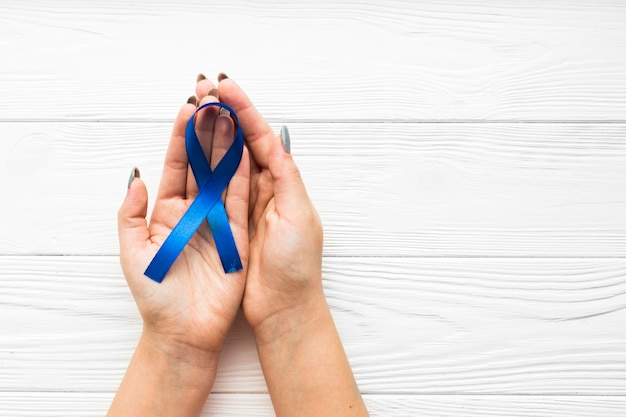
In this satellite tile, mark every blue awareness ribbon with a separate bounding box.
[144,102,244,283]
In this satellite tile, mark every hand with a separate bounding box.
[117,81,250,362]
[218,76,369,417]
[217,77,323,335]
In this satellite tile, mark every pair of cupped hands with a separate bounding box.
[118,74,323,366]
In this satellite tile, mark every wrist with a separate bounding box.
[251,291,369,417]
[251,289,330,348]
[139,328,221,378]
[107,330,220,417]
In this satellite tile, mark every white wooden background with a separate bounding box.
[1,1,625,416]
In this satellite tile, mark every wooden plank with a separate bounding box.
[0,122,624,256]
[1,256,624,394]
[2,1,626,120]
[1,393,625,417]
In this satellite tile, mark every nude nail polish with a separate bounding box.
[217,72,229,82]
[196,73,206,82]
[187,95,199,106]
[208,88,219,99]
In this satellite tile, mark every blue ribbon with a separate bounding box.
[144,102,244,283]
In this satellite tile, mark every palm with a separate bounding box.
[243,152,323,329]
[119,90,250,354]
[248,169,292,282]
[139,198,246,351]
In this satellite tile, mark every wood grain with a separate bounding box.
[1,256,624,394]
[2,1,626,121]
[2,1,626,415]
[1,393,625,417]
[0,122,623,256]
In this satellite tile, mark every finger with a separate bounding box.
[250,170,274,226]
[218,77,277,169]
[186,86,221,199]
[249,170,259,218]
[195,79,219,141]
[225,146,250,263]
[156,100,197,200]
[268,135,310,220]
[211,112,235,204]
[248,145,262,218]
[195,76,216,99]
[211,113,235,170]
[118,172,150,273]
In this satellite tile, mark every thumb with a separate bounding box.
[118,168,150,260]
[268,127,310,218]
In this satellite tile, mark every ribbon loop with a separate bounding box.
[144,102,244,283]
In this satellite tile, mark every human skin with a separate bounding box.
[108,84,250,417]
[108,75,369,417]
[218,76,370,417]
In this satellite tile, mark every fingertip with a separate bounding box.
[177,101,198,130]
[127,167,140,189]
[280,125,291,154]
[216,77,244,110]
[119,176,150,256]
[196,78,217,99]
[122,176,149,220]
[269,134,293,177]
[269,136,307,209]
[180,100,198,118]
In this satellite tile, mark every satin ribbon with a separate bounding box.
[144,102,244,283]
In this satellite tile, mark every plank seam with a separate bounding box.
[0,389,624,397]
[0,254,625,259]
[3,119,626,124]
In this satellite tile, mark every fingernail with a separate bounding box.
[217,72,229,82]
[280,126,291,154]
[196,73,206,82]
[207,88,219,99]
[128,167,140,189]
[187,95,199,106]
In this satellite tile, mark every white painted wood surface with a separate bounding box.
[1,1,625,416]
[1,122,625,256]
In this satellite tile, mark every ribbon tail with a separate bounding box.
[144,197,210,283]
[208,202,243,273]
